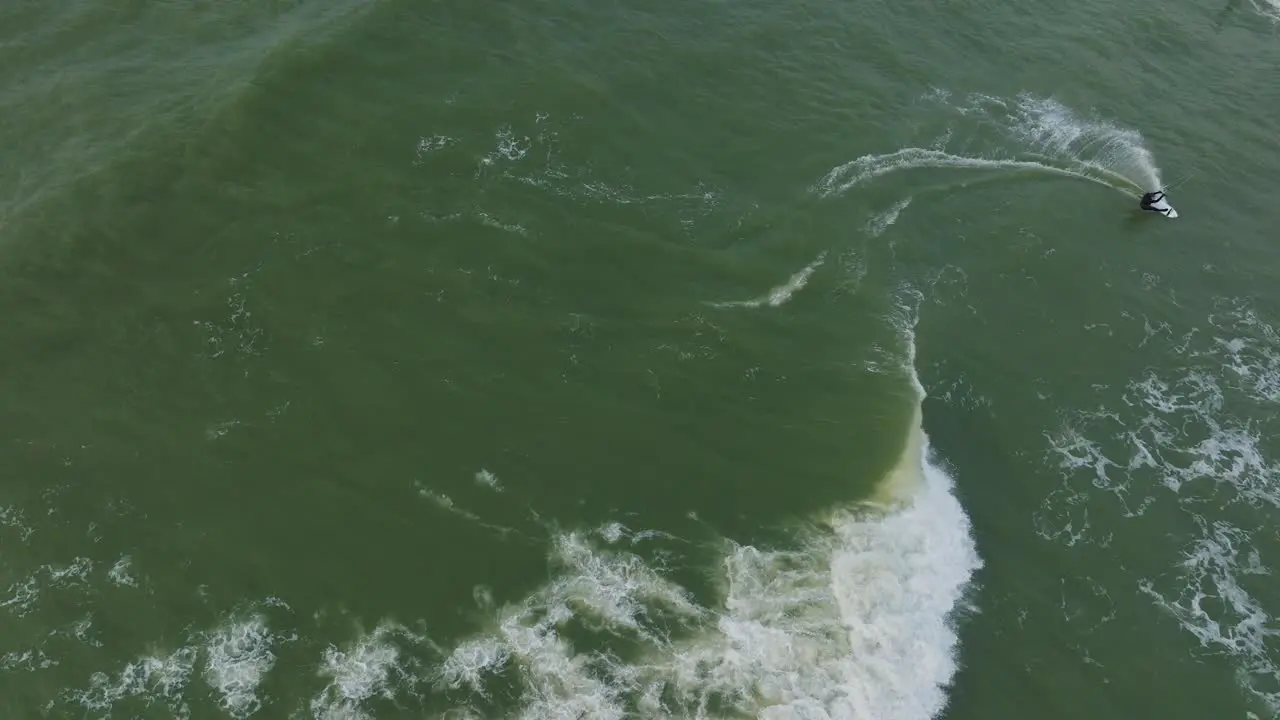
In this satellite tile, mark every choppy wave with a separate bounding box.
[1038,298,1280,714]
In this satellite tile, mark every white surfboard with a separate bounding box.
[1144,192,1178,218]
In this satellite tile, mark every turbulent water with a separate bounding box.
[2,0,1279,718]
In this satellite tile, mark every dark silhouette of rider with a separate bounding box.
[1140,191,1166,212]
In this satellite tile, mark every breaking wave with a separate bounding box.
[19,295,981,720]
[434,364,980,719]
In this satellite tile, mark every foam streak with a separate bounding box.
[709,252,828,309]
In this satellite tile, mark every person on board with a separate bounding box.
[1139,190,1169,214]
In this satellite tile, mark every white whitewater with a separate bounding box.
[435,299,982,720]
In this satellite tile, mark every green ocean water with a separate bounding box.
[3,0,1280,718]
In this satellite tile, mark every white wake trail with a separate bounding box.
[815,92,1166,200]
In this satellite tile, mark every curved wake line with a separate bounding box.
[812,147,1144,200]
[815,92,1167,204]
